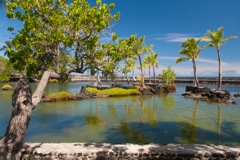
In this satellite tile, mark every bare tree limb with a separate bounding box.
[32,71,60,107]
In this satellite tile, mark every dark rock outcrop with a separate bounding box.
[234,93,240,98]
[182,86,235,104]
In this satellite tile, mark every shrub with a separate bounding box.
[86,87,140,96]
[1,84,14,90]
[45,91,76,102]
[159,66,176,84]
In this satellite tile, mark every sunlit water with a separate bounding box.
[1,82,240,145]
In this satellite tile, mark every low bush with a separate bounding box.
[1,84,14,90]
[45,91,76,102]
[86,87,140,96]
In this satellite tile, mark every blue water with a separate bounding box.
[0,82,240,144]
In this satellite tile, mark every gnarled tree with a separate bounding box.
[0,0,119,159]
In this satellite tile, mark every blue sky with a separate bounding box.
[1,0,240,77]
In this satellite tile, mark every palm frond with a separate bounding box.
[176,57,190,64]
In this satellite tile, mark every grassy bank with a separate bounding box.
[45,91,76,102]
[86,87,140,96]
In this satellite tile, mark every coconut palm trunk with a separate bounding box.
[153,66,156,84]
[132,67,136,81]
[192,59,200,87]
[216,46,222,90]
[138,55,145,86]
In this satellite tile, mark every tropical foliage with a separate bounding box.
[203,27,237,90]
[159,66,176,85]
[144,52,158,83]
[131,35,153,86]
[176,37,206,88]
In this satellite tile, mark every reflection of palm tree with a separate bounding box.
[85,99,104,131]
[217,103,222,144]
[180,100,198,144]
[160,93,176,112]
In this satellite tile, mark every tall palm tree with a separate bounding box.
[143,58,150,79]
[144,52,158,84]
[204,27,237,90]
[126,57,137,81]
[176,38,205,88]
[132,35,153,87]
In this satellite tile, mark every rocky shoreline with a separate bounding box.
[20,143,240,160]
[182,86,236,104]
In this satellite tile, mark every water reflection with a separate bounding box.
[85,99,105,131]
[1,83,240,144]
[160,93,176,112]
[217,103,222,144]
[179,100,199,144]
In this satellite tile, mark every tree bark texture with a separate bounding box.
[0,71,60,159]
[0,79,32,160]
[138,55,145,87]
[192,59,200,88]
[217,46,222,90]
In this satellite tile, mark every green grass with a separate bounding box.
[49,79,59,83]
[86,87,140,96]
[1,84,13,90]
[45,91,76,101]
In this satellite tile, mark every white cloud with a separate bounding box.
[135,56,240,77]
[153,33,200,43]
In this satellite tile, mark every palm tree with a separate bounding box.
[176,38,205,88]
[144,52,158,84]
[143,58,150,79]
[132,35,153,87]
[204,27,237,90]
[127,58,137,81]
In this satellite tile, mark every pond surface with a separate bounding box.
[0,82,240,145]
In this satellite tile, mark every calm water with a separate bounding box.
[1,82,240,145]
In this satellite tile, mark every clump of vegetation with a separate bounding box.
[86,87,140,96]
[49,79,59,83]
[0,56,16,82]
[159,66,177,93]
[159,66,176,85]
[45,91,76,102]
[1,84,14,90]
[160,84,176,93]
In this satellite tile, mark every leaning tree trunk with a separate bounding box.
[0,79,32,160]
[0,71,60,160]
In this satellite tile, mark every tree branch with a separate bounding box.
[32,71,60,107]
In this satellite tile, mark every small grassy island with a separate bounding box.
[1,84,13,90]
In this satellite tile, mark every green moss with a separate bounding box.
[49,79,59,83]
[86,87,140,96]
[45,91,76,101]
[1,84,13,90]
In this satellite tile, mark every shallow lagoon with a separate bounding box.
[0,82,240,144]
